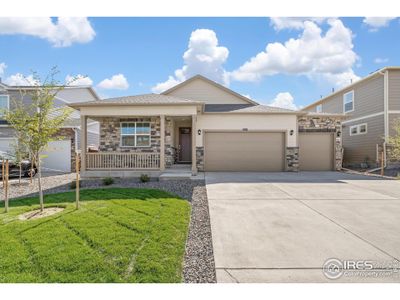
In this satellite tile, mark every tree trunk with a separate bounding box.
[37,155,44,212]
[30,156,34,184]
[19,162,22,185]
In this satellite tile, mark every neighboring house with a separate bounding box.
[302,66,400,168]
[70,75,344,177]
[0,81,100,172]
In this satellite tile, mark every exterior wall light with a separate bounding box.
[290,130,294,136]
[197,129,201,135]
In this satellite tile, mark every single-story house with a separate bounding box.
[69,75,345,177]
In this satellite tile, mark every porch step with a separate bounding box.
[159,172,204,181]
[159,172,192,181]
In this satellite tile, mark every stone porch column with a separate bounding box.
[191,115,197,175]
[80,115,87,172]
[160,115,165,171]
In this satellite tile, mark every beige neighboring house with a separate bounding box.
[69,75,344,177]
[303,66,400,168]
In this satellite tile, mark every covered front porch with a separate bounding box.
[79,107,199,178]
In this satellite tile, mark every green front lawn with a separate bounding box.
[0,188,191,283]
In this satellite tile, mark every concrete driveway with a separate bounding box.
[205,171,400,283]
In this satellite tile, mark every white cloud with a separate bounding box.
[0,62,6,76]
[0,17,95,47]
[152,29,229,93]
[363,17,396,31]
[268,92,298,110]
[65,74,93,86]
[374,57,389,64]
[4,73,39,86]
[270,17,327,31]
[230,19,359,88]
[97,74,129,90]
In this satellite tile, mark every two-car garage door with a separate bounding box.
[204,132,285,171]
[204,131,334,172]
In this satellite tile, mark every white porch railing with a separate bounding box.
[86,152,160,170]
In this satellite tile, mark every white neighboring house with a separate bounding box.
[0,81,100,173]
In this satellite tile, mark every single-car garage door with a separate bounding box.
[299,132,334,171]
[0,138,16,153]
[41,140,71,172]
[204,132,285,171]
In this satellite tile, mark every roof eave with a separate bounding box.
[68,102,204,109]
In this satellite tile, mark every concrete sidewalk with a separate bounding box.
[206,171,400,283]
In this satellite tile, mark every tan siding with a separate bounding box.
[342,115,384,166]
[304,74,384,117]
[389,70,400,111]
[167,78,250,104]
[389,113,400,136]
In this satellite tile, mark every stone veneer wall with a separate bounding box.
[99,116,175,169]
[56,128,76,172]
[196,146,204,171]
[99,117,160,153]
[285,147,299,172]
[165,118,174,167]
[298,115,343,170]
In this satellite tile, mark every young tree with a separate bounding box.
[11,137,29,185]
[4,68,73,211]
[387,118,400,161]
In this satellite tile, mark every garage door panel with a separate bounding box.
[41,140,71,172]
[205,132,285,172]
[299,133,333,171]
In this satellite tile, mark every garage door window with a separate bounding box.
[0,95,9,117]
[121,122,151,147]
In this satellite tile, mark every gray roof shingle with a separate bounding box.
[204,104,296,113]
[70,94,201,106]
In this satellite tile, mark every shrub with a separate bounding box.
[102,177,114,186]
[70,181,77,190]
[140,174,150,183]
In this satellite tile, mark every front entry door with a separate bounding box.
[179,127,192,162]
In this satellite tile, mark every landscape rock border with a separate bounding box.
[182,183,217,283]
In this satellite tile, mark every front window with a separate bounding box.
[343,91,354,113]
[0,95,10,117]
[120,122,151,147]
[316,104,322,113]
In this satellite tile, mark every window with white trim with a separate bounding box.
[343,90,354,113]
[120,122,151,147]
[316,104,322,113]
[0,95,10,117]
[349,123,367,136]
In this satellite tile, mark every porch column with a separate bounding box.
[191,115,197,175]
[160,115,165,171]
[80,115,87,172]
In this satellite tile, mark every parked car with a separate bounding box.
[0,151,37,178]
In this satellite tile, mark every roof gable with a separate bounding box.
[162,75,258,105]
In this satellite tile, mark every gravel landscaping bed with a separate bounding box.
[182,184,217,283]
[2,172,217,283]
[5,173,202,201]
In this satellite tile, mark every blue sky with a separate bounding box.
[0,17,399,109]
